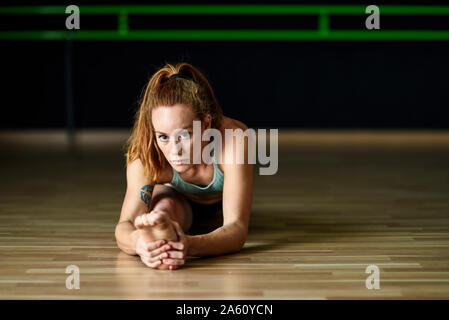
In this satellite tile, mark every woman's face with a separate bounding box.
[152,104,211,173]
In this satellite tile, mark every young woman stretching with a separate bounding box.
[115,62,253,270]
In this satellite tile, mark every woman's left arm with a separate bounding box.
[187,132,254,257]
[165,133,254,265]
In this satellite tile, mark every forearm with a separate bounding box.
[186,222,247,257]
[115,220,140,255]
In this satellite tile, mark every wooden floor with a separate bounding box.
[1,129,449,299]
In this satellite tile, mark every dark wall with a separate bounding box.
[2,0,449,129]
[2,40,448,129]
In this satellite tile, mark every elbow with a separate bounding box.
[238,237,247,251]
[234,229,248,252]
[114,222,130,254]
[232,239,246,253]
[114,224,123,251]
[114,223,121,243]
[234,244,244,253]
[221,221,248,254]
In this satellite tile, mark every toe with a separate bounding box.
[149,212,163,225]
[142,214,151,226]
[148,213,159,226]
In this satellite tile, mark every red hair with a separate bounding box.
[123,62,223,183]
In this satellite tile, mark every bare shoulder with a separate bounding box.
[126,158,146,184]
[220,115,249,131]
[220,116,251,150]
[126,158,173,185]
[217,116,252,172]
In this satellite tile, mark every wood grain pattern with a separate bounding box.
[1,129,449,299]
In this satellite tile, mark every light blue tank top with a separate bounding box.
[168,146,224,194]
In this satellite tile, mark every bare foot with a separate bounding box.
[134,210,178,270]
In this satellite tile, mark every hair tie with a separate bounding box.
[162,73,194,83]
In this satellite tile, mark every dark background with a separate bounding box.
[1,0,448,129]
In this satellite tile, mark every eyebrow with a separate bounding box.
[155,125,193,135]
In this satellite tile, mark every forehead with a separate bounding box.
[152,104,196,133]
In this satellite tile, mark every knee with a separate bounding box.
[153,196,178,213]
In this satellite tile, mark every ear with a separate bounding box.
[204,114,212,129]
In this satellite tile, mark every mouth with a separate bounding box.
[171,159,190,165]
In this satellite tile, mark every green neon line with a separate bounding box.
[0,5,449,15]
[1,30,449,41]
[319,13,329,36]
[118,12,128,35]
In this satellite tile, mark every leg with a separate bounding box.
[134,184,193,243]
[134,184,192,270]
[148,184,193,232]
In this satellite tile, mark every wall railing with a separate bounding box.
[1,5,449,41]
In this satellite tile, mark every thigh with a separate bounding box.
[148,184,193,232]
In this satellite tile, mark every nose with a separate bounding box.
[170,141,184,157]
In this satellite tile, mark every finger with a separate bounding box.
[145,259,162,269]
[150,244,171,257]
[146,240,166,251]
[163,258,185,265]
[166,250,184,259]
[169,264,183,270]
[156,252,169,261]
[167,241,184,251]
[144,252,168,264]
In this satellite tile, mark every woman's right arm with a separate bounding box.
[114,159,155,255]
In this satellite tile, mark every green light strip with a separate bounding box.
[319,14,329,36]
[0,5,448,41]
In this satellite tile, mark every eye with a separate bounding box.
[158,135,168,142]
[180,131,191,139]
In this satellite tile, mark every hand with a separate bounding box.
[135,234,171,269]
[163,220,189,270]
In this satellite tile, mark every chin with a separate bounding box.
[171,162,192,171]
